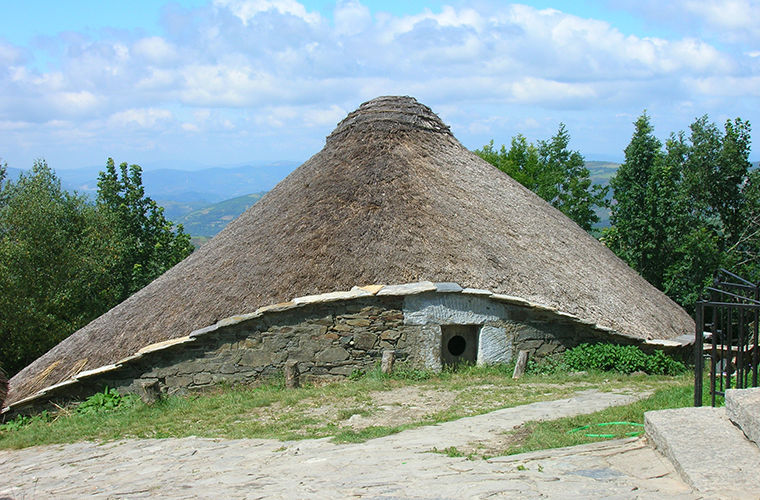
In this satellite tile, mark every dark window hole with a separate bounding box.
[447,335,467,356]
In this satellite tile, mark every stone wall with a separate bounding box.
[8,282,678,414]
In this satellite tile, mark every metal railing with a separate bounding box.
[694,269,760,406]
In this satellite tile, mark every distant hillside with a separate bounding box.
[177,192,266,238]
[586,161,620,229]
[586,161,619,187]
[22,161,298,204]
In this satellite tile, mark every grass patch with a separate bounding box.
[499,373,711,456]
[0,364,698,451]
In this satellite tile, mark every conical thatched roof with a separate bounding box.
[8,96,694,406]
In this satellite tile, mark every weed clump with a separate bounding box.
[76,387,138,415]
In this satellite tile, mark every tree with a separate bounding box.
[476,124,607,231]
[0,161,120,374]
[537,124,608,231]
[606,112,754,310]
[0,158,194,377]
[97,158,193,301]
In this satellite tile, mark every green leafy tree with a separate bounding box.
[605,112,664,279]
[0,158,193,376]
[97,158,193,301]
[606,112,754,310]
[0,161,120,374]
[476,124,607,231]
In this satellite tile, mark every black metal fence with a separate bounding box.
[694,269,760,406]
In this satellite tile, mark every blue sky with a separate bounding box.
[1,0,759,170]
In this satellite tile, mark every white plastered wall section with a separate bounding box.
[403,293,512,370]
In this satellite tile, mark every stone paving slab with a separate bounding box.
[1,390,697,499]
[726,388,760,447]
[645,406,760,498]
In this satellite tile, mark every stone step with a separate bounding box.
[726,387,760,448]
[645,406,760,497]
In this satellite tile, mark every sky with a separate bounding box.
[1,0,759,171]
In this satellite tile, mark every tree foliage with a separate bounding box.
[605,112,754,310]
[97,159,193,300]
[0,159,192,376]
[475,124,608,231]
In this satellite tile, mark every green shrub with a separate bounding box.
[526,343,686,375]
[76,387,137,415]
[0,411,51,432]
[562,343,686,375]
[526,353,569,375]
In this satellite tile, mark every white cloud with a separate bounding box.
[510,78,597,104]
[55,91,100,115]
[133,37,178,63]
[181,122,200,132]
[334,0,372,36]
[1,0,758,168]
[689,75,760,97]
[303,105,346,126]
[682,0,758,32]
[213,0,321,25]
[108,108,173,129]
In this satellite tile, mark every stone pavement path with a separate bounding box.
[1,390,696,499]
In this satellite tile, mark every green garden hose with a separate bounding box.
[567,421,645,438]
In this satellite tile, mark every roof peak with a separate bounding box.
[327,96,451,143]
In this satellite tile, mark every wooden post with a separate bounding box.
[381,350,396,375]
[512,350,529,379]
[138,380,162,404]
[285,360,300,389]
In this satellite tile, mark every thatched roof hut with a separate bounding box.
[7,96,693,407]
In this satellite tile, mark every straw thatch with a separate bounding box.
[7,96,694,406]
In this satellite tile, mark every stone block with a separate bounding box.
[311,316,334,326]
[377,281,437,296]
[216,312,261,328]
[137,380,162,404]
[193,373,213,385]
[137,336,195,355]
[316,346,349,362]
[434,282,463,293]
[176,361,201,375]
[379,311,404,323]
[219,363,238,374]
[345,318,371,327]
[645,406,760,496]
[255,301,299,315]
[165,375,193,388]
[380,330,402,341]
[403,294,507,326]
[240,338,261,349]
[239,350,273,366]
[292,288,371,305]
[329,365,357,376]
[477,325,510,364]
[354,332,377,350]
[491,294,530,307]
[74,364,122,380]
[352,284,385,295]
[726,388,760,448]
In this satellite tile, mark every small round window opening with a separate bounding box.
[447,335,467,356]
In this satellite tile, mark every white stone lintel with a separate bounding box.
[377,281,437,296]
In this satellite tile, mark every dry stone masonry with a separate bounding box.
[3,281,687,414]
